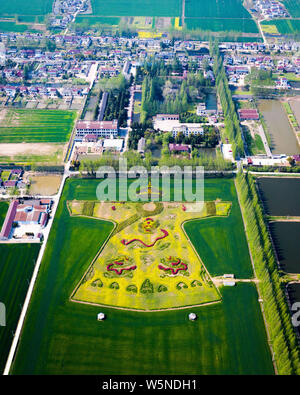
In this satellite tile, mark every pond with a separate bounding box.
[258,100,300,155]
[257,177,300,216]
[269,222,300,273]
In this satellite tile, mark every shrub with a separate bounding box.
[126,284,137,293]
[109,282,119,290]
[140,279,154,294]
[176,282,188,290]
[206,201,216,216]
[91,278,103,288]
[158,284,168,292]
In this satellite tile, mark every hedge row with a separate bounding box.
[211,42,245,159]
[236,171,300,374]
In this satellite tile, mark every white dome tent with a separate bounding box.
[188,313,197,321]
[97,312,106,321]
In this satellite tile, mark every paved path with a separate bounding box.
[258,124,272,158]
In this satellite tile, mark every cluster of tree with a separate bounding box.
[158,150,234,171]
[170,127,219,148]
[236,171,300,374]
[127,122,151,150]
[140,64,211,122]
[79,150,145,175]
[179,112,206,123]
[211,41,245,159]
[141,58,183,78]
[103,86,130,127]
[247,67,273,86]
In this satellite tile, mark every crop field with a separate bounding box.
[0,109,77,143]
[261,19,300,35]
[0,243,40,374]
[0,1,53,17]
[185,0,252,18]
[10,178,273,374]
[0,201,8,228]
[283,0,300,18]
[185,18,259,33]
[91,0,182,17]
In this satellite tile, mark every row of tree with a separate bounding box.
[236,171,300,374]
[210,42,245,159]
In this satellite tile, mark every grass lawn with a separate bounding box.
[10,178,274,374]
[0,109,77,143]
[0,243,40,374]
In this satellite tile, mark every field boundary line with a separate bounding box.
[70,297,221,312]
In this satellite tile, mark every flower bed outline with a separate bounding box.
[158,256,188,275]
[121,229,169,247]
[107,257,137,275]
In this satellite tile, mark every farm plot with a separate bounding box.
[282,0,300,18]
[0,243,40,374]
[0,22,30,32]
[0,109,76,143]
[261,19,300,35]
[90,0,182,17]
[185,0,252,18]
[185,18,259,33]
[10,178,274,374]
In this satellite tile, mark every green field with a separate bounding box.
[185,18,259,33]
[0,243,40,374]
[0,201,8,228]
[10,178,274,374]
[185,0,252,18]
[283,0,300,18]
[75,16,121,27]
[0,109,77,143]
[261,19,300,35]
[0,1,53,17]
[91,0,182,17]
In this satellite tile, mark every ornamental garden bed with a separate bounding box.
[70,200,231,310]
